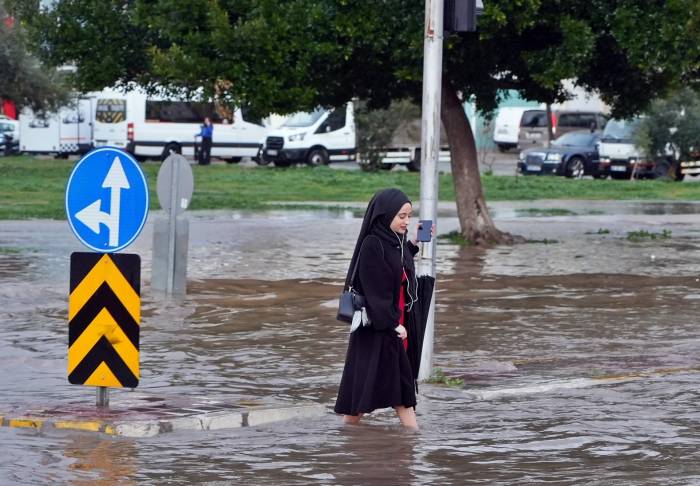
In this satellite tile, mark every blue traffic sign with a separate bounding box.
[66,147,149,253]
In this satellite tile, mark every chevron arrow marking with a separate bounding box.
[68,252,140,389]
[69,254,139,322]
[68,307,139,378]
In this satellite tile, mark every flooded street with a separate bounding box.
[2,200,700,484]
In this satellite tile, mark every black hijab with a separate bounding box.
[344,188,416,289]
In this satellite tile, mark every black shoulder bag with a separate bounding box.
[337,236,385,323]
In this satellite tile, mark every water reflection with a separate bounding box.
[63,435,137,485]
[2,206,700,484]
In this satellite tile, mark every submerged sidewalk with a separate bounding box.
[1,392,328,438]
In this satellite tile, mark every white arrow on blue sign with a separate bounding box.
[66,147,149,253]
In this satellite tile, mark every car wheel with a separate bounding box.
[565,157,585,179]
[162,142,181,161]
[306,148,329,166]
[407,149,421,172]
[652,159,673,180]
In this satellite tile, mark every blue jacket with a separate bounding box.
[198,124,213,139]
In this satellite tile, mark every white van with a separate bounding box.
[19,97,94,156]
[261,102,448,170]
[262,103,355,167]
[92,87,267,162]
[493,107,527,151]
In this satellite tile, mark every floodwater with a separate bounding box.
[2,200,700,484]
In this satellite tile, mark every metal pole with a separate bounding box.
[417,0,444,381]
[96,386,109,408]
[166,158,180,295]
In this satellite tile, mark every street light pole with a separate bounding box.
[417,0,444,381]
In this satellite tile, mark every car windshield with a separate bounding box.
[282,108,326,128]
[552,132,595,147]
[520,110,547,127]
[602,119,640,142]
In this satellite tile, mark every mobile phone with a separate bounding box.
[417,220,432,242]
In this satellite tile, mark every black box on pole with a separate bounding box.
[444,0,482,33]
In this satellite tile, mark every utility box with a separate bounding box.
[444,0,483,33]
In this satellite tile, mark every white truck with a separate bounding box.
[18,96,95,156]
[599,117,685,180]
[261,102,448,170]
[92,87,267,162]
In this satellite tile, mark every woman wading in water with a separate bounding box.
[334,188,431,429]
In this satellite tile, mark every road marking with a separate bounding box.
[75,156,130,247]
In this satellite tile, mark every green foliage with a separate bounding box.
[355,99,420,171]
[635,88,700,161]
[12,0,700,119]
[425,368,465,388]
[0,3,69,112]
[626,229,672,241]
[438,231,472,246]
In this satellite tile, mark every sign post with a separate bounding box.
[152,153,193,296]
[417,0,445,381]
[65,147,149,407]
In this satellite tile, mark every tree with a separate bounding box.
[0,2,68,113]
[636,88,700,163]
[13,0,700,243]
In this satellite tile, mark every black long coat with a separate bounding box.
[334,235,419,415]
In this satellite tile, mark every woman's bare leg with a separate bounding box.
[394,406,418,429]
[343,413,364,425]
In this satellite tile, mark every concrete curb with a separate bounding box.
[1,401,328,438]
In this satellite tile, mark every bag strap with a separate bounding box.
[348,235,384,289]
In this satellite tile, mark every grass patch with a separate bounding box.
[626,229,672,241]
[2,156,700,220]
[425,368,465,388]
[515,208,576,217]
[585,228,611,235]
[525,238,559,244]
[438,230,472,246]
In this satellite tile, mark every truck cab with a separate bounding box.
[262,103,356,167]
[598,118,644,179]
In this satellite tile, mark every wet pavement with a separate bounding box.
[2,200,700,484]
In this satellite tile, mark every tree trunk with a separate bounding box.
[441,79,520,245]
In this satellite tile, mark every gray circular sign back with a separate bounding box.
[157,153,194,214]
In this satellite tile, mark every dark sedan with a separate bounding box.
[518,131,605,179]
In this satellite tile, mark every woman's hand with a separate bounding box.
[411,223,436,245]
[395,325,407,339]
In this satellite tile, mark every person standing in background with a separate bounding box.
[197,117,213,165]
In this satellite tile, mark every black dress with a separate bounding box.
[334,235,419,415]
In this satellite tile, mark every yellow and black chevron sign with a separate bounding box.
[68,252,140,388]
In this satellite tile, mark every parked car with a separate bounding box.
[0,117,19,155]
[518,130,604,178]
[518,109,608,149]
[493,107,528,152]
